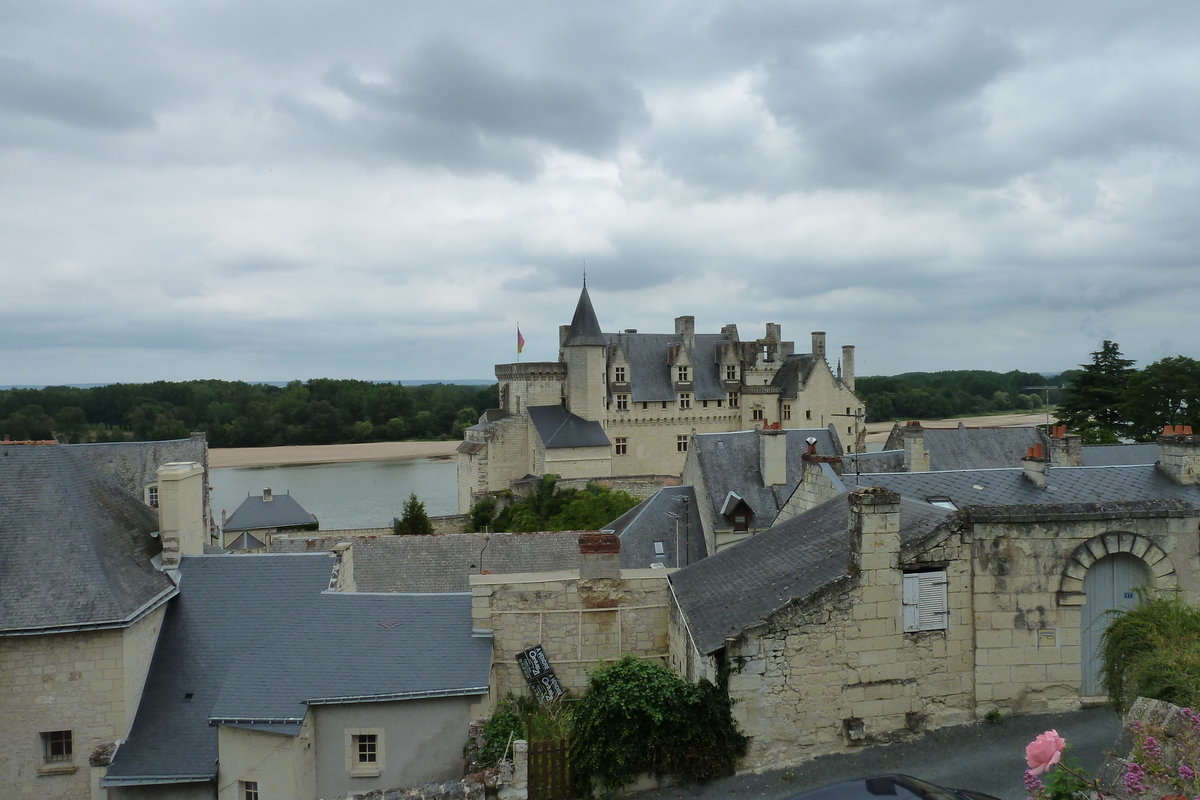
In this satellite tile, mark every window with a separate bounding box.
[615,394,628,411]
[653,541,665,557]
[702,400,708,408]
[41,730,72,764]
[346,729,385,776]
[926,496,958,511]
[716,399,723,408]
[732,514,748,533]
[805,410,812,420]
[642,402,648,410]
[727,392,739,408]
[783,404,791,420]
[614,366,626,382]
[661,401,668,409]
[903,570,949,632]
[677,366,689,382]
[241,781,260,800]
[614,437,628,456]
[677,435,689,453]
[146,484,158,508]
[726,365,737,381]
[846,407,852,415]
[752,408,764,421]
[679,393,691,410]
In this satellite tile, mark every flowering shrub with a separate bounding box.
[1024,708,1200,800]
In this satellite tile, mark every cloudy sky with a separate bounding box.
[4,1,1199,385]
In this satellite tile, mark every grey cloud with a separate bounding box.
[0,56,154,131]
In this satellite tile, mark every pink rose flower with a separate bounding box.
[1025,730,1067,776]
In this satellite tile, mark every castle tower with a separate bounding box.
[560,283,608,421]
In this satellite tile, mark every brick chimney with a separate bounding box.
[758,425,788,487]
[579,533,621,579]
[1047,425,1082,467]
[1022,444,1047,488]
[849,487,902,589]
[1158,427,1200,486]
[900,422,929,472]
[157,462,205,569]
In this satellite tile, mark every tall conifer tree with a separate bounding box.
[1057,340,1135,443]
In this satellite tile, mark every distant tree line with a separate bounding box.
[0,379,498,447]
[856,369,1058,423]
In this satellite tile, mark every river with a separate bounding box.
[209,457,458,531]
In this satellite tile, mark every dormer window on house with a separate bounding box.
[679,393,691,410]
[616,394,628,411]
[677,366,689,382]
[726,365,737,381]
[614,366,626,382]
[728,392,739,408]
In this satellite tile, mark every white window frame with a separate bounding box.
[614,437,628,456]
[240,780,260,800]
[679,393,691,410]
[903,570,949,632]
[614,366,626,382]
[615,394,628,411]
[346,728,385,777]
[726,365,737,381]
[676,435,688,453]
[145,484,159,508]
[677,366,689,382]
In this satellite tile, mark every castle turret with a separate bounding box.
[561,283,608,421]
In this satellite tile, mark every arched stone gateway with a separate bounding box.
[1057,532,1178,698]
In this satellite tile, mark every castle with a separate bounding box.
[457,283,864,512]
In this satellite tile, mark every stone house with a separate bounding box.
[220,487,318,550]
[0,445,202,800]
[457,283,864,511]
[668,431,1200,770]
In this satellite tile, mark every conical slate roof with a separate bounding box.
[562,284,606,346]
[0,444,176,632]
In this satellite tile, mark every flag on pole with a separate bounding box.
[517,326,525,354]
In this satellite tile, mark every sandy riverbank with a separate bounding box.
[209,440,460,469]
[863,411,1051,443]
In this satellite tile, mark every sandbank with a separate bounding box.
[210,440,460,469]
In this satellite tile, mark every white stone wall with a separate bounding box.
[543,446,612,480]
[0,606,166,800]
[217,717,316,800]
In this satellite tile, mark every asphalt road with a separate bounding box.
[632,708,1122,800]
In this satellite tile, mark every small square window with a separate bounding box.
[653,541,665,556]
[347,729,385,776]
[677,435,689,453]
[146,484,158,508]
[614,437,628,456]
[702,400,708,408]
[679,393,691,410]
[806,410,812,420]
[357,734,377,764]
[41,730,72,763]
[241,781,260,800]
[661,401,668,409]
[903,570,949,632]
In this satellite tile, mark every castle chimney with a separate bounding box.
[901,422,929,472]
[849,487,902,586]
[811,331,826,360]
[1022,445,1047,488]
[263,487,273,502]
[841,345,855,392]
[675,316,695,351]
[1048,426,1082,467]
[758,426,787,487]
[1158,428,1200,486]
[579,533,621,579]
[157,462,205,569]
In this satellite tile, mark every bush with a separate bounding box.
[1101,594,1200,712]
[393,493,435,535]
[477,695,574,766]
[571,655,747,791]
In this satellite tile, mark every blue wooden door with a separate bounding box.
[1081,553,1149,696]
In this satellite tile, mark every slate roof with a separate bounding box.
[527,405,610,449]
[562,285,606,346]
[670,494,951,654]
[272,531,583,591]
[222,491,317,533]
[883,424,1047,471]
[607,333,729,403]
[104,554,490,786]
[770,354,819,400]
[843,449,906,474]
[858,464,1200,508]
[0,444,176,634]
[67,436,207,503]
[691,427,843,530]
[1082,443,1159,466]
[603,486,707,569]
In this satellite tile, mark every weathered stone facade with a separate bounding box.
[470,564,672,708]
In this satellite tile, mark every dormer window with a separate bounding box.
[677,366,689,382]
[679,393,691,410]
[614,366,626,382]
[726,365,737,381]
[615,394,628,411]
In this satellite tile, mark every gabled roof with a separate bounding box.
[104,554,490,787]
[527,405,610,448]
[691,427,843,530]
[562,285,606,346]
[1081,443,1158,466]
[223,491,316,533]
[606,332,729,402]
[0,445,176,634]
[883,424,1046,471]
[603,486,707,569]
[272,531,583,591]
[770,354,820,399]
[843,449,906,474]
[858,463,1200,508]
[670,493,951,654]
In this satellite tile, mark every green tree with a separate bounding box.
[53,406,89,443]
[468,497,498,532]
[1101,594,1200,712]
[1057,341,1135,443]
[1122,356,1200,441]
[394,493,435,536]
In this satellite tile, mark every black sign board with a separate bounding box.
[516,645,564,704]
